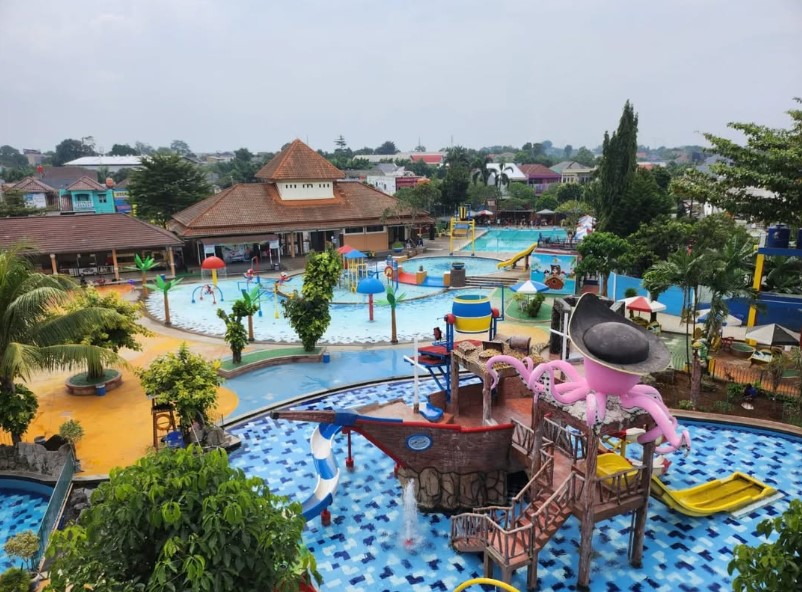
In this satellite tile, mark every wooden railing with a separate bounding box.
[511,418,535,456]
[571,463,648,506]
[542,416,586,461]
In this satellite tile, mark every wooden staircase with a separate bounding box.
[451,454,576,590]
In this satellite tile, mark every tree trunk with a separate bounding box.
[163,292,171,325]
[247,315,254,342]
[600,273,608,297]
[233,349,242,364]
[690,352,702,409]
[391,308,398,344]
[142,271,148,296]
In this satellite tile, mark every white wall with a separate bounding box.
[277,180,335,200]
[366,176,397,195]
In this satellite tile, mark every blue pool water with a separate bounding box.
[146,282,496,344]
[473,228,568,252]
[0,478,52,571]
[398,256,502,277]
[229,380,802,592]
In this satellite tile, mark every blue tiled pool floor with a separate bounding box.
[230,380,802,592]
[0,483,50,571]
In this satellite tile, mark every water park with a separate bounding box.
[2,215,802,592]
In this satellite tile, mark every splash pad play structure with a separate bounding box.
[270,294,778,590]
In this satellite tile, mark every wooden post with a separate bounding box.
[482,372,492,425]
[629,438,655,567]
[531,401,544,474]
[577,428,598,589]
[111,248,120,281]
[450,351,460,416]
[167,247,176,278]
[49,253,58,275]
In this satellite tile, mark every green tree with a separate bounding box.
[375,140,398,155]
[52,138,95,166]
[471,156,494,185]
[3,530,39,571]
[0,567,30,591]
[700,234,755,341]
[137,343,222,431]
[563,144,573,160]
[0,246,121,425]
[134,253,158,297]
[555,200,593,232]
[45,446,319,592]
[575,232,630,297]
[0,189,42,217]
[728,498,802,592]
[215,148,266,187]
[678,100,802,226]
[384,282,406,344]
[440,147,471,212]
[0,384,38,445]
[65,286,151,379]
[128,154,212,226]
[217,308,248,364]
[0,166,35,183]
[58,419,84,460]
[282,247,342,351]
[466,184,501,208]
[507,182,535,204]
[621,216,693,277]
[108,143,139,156]
[572,146,597,167]
[0,145,28,169]
[383,183,439,235]
[594,101,639,233]
[535,195,558,211]
[146,275,182,326]
[604,168,673,236]
[237,287,261,342]
[169,139,193,157]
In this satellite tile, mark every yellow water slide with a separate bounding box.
[596,453,777,517]
[496,242,538,269]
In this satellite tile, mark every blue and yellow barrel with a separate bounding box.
[452,294,493,333]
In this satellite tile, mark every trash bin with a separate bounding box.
[273,263,281,271]
[95,384,107,396]
[322,352,331,363]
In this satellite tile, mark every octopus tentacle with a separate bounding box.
[619,391,691,454]
[485,355,533,389]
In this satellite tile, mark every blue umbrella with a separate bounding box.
[344,249,366,259]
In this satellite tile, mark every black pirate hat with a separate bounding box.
[568,293,670,375]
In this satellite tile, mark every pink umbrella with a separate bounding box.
[621,296,667,313]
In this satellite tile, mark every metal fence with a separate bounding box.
[709,359,799,397]
[36,450,75,566]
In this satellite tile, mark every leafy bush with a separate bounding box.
[58,420,84,459]
[46,446,320,592]
[3,530,39,571]
[677,399,694,410]
[0,385,38,445]
[137,344,222,430]
[729,498,802,591]
[712,400,732,414]
[624,287,638,298]
[0,567,30,592]
[726,382,745,404]
[526,294,546,318]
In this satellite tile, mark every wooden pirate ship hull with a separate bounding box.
[271,402,518,474]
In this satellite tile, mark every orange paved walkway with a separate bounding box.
[23,289,238,478]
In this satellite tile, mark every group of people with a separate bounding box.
[405,236,425,249]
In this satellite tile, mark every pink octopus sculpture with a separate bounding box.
[486,294,691,455]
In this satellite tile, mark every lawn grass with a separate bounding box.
[500,288,554,323]
[68,369,120,386]
[219,347,321,370]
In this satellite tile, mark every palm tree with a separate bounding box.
[490,161,515,193]
[146,275,182,325]
[135,253,158,297]
[239,287,261,341]
[763,256,802,293]
[0,247,122,422]
[700,235,755,341]
[385,283,406,344]
[444,146,471,168]
[643,246,705,368]
[471,156,493,185]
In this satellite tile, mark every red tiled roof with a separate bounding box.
[66,176,106,191]
[10,177,56,193]
[410,154,443,165]
[0,213,182,254]
[518,164,560,180]
[169,181,430,238]
[255,139,343,181]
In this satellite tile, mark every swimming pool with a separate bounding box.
[472,228,568,252]
[399,256,502,277]
[146,283,496,344]
[229,380,802,592]
[0,478,53,571]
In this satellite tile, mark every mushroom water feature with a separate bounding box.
[356,276,385,321]
[201,255,226,287]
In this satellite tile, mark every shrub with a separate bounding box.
[526,294,546,318]
[3,530,39,571]
[58,420,84,459]
[712,400,732,415]
[0,385,38,445]
[677,399,694,410]
[0,567,30,592]
[624,287,638,298]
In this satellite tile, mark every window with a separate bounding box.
[98,193,107,203]
[344,227,364,234]
[365,225,385,233]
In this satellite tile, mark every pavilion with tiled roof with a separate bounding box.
[0,213,182,280]
[169,139,430,263]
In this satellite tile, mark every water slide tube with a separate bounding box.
[496,242,538,269]
[301,423,342,520]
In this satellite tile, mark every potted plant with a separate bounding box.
[392,241,404,254]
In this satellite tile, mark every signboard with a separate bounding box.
[530,252,578,295]
[23,192,47,209]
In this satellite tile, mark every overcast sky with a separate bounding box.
[1,0,800,155]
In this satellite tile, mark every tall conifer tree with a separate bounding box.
[595,101,638,232]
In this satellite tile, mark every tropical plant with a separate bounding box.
[137,343,222,431]
[0,246,122,422]
[470,156,493,185]
[0,384,38,445]
[384,282,406,344]
[216,308,248,364]
[728,498,802,591]
[3,530,39,571]
[489,161,515,192]
[574,231,630,297]
[145,275,182,325]
[0,567,29,592]
[45,446,320,592]
[65,286,151,378]
[282,248,342,351]
[134,253,158,297]
[58,419,84,459]
[238,287,261,341]
[700,234,755,340]
[763,256,802,293]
